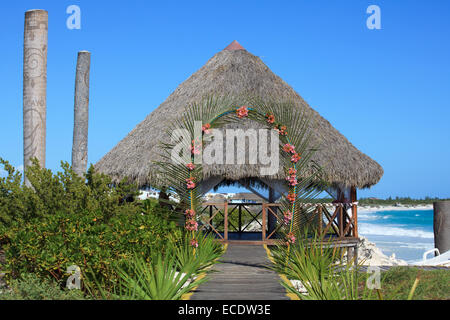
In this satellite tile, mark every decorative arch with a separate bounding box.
[156,97,324,249]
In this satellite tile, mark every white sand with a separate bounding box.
[352,236,408,266]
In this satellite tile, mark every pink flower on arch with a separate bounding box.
[202,123,211,134]
[266,113,275,124]
[287,193,296,203]
[291,153,301,163]
[288,168,297,176]
[186,178,196,189]
[283,143,295,154]
[283,211,293,224]
[190,140,202,155]
[275,125,287,136]
[286,175,298,186]
[286,232,296,245]
[186,163,195,171]
[236,106,249,118]
[190,238,199,248]
[185,219,198,232]
[184,209,196,219]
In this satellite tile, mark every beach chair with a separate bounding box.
[412,248,450,267]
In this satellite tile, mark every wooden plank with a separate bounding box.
[190,245,290,300]
[218,240,266,245]
[262,203,266,242]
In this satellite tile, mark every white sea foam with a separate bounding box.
[373,240,433,250]
[397,242,434,250]
[358,205,432,213]
[358,213,393,221]
[359,223,434,239]
[357,213,379,220]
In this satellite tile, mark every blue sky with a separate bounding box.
[0,0,449,199]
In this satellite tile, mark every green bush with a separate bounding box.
[92,230,225,300]
[0,159,227,299]
[2,207,180,293]
[270,232,350,300]
[0,158,141,229]
[102,252,207,300]
[0,159,26,228]
[170,231,225,274]
[0,159,182,294]
[269,232,425,300]
[0,273,86,300]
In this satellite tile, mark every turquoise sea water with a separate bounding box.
[358,209,434,263]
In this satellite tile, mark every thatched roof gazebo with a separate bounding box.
[95,40,382,195]
[95,40,383,245]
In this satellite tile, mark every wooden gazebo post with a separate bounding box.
[268,187,277,235]
[347,186,359,263]
[351,186,358,237]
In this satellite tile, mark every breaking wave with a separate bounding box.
[359,223,434,239]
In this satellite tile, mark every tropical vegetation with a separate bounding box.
[268,231,436,300]
[0,158,224,300]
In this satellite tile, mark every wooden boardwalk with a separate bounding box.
[190,245,290,300]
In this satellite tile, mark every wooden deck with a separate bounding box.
[187,244,449,300]
[189,245,291,300]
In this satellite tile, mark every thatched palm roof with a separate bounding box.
[230,193,265,202]
[95,41,383,189]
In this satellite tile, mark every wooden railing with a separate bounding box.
[200,202,358,243]
[261,203,282,242]
[312,203,358,239]
[198,202,228,240]
[227,203,263,232]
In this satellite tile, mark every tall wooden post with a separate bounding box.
[434,200,450,254]
[72,51,91,176]
[349,186,359,264]
[23,9,48,185]
[351,186,358,237]
[317,205,322,236]
[262,204,267,242]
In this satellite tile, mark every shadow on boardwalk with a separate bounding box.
[190,245,290,300]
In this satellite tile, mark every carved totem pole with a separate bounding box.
[23,9,48,185]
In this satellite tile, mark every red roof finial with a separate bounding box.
[224,40,245,51]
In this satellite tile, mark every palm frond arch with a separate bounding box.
[155,96,325,248]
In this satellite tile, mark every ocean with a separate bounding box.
[358,209,435,263]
